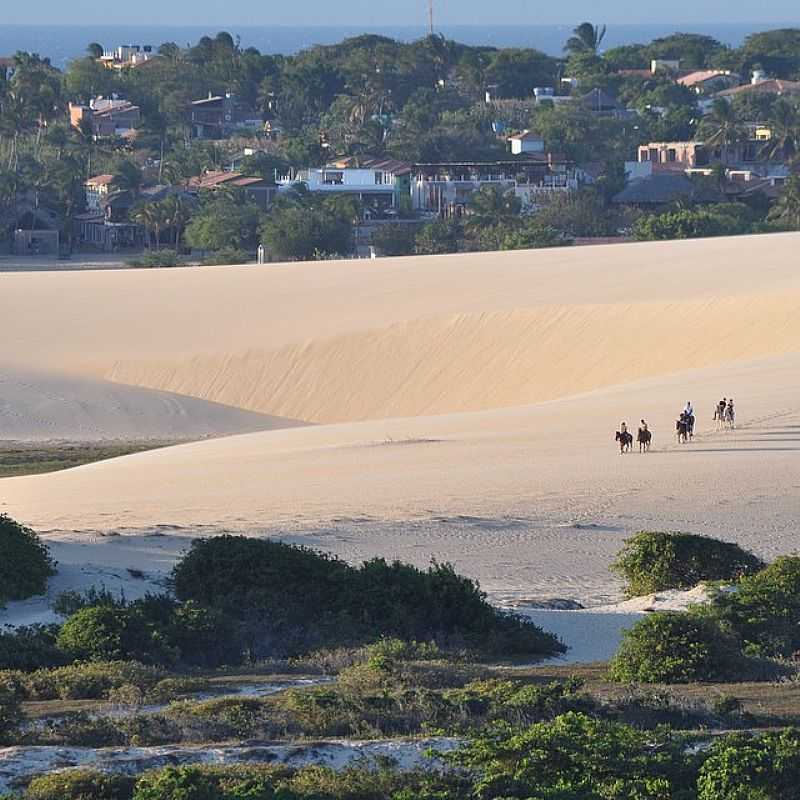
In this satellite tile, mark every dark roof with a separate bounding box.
[613,174,699,205]
[716,79,800,98]
[581,88,625,111]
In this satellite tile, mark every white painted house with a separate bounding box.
[508,131,546,156]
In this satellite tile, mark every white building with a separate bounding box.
[508,131,545,156]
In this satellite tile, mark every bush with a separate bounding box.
[371,223,418,256]
[0,625,66,671]
[0,515,55,606]
[611,531,764,597]
[24,770,135,800]
[709,555,800,658]
[172,537,564,659]
[200,247,251,266]
[127,249,180,268]
[698,729,800,800]
[0,683,21,744]
[609,611,742,683]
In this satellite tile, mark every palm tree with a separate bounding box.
[769,175,800,230]
[162,195,192,249]
[761,100,800,164]
[466,185,522,230]
[131,202,169,249]
[698,99,744,166]
[565,22,607,57]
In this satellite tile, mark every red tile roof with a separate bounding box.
[86,174,115,186]
[717,79,800,97]
[678,70,738,87]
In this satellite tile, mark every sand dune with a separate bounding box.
[2,234,800,615]
[3,234,800,423]
[0,366,302,441]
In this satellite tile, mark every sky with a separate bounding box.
[3,0,799,26]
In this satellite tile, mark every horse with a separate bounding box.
[616,430,633,454]
[676,417,689,444]
[637,428,652,453]
[725,404,735,430]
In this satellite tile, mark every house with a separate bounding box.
[716,78,800,101]
[99,45,155,70]
[277,156,413,218]
[187,171,277,210]
[636,139,765,170]
[580,89,632,118]
[85,175,116,210]
[190,93,263,139]
[612,173,703,206]
[411,156,581,216]
[70,98,141,138]
[508,131,545,156]
[678,70,740,95]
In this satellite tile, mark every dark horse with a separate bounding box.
[616,430,634,454]
[676,415,689,444]
[637,428,652,453]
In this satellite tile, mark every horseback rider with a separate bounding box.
[620,421,628,435]
[684,401,695,438]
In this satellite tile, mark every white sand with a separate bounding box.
[1,235,799,660]
[0,366,302,441]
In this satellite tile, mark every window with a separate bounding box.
[667,149,677,162]
[374,171,383,185]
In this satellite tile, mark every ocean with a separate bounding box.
[0,23,793,67]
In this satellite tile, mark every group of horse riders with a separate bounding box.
[615,397,735,454]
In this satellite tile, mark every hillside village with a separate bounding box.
[1,25,799,263]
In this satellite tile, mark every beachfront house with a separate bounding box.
[508,131,545,156]
[70,98,141,139]
[412,156,581,216]
[715,77,800,101]
[98,45,155,70]
[677,70,740,95]
[190,93,263,140]
[187,170,278,210]
[277,156,413,218]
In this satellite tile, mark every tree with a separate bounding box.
[131,201,169,249]
[466,185,521,230]
[415,219,461,255]
[0,515,55,607]
[565,22,607,57]
[161,194,193,249]
[769,175,800,230]
[371,223,417,256]
[260,202,353,261]
[698,98,745,164]
[184,191,262,253]
[86,43,104,60]
[762,99,800,163]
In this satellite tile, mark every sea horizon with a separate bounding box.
[1,22,797,66]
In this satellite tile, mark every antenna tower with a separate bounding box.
[428,0,434,35]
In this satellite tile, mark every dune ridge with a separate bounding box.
[104,291,800,422]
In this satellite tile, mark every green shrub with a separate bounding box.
[698,729,800,799]
[609,611,742,683]
[172,537,564,659]
[0,682,21,744]
[2,661,164,700]
[371,223,418,256]
[200,247,251,266]
[127,249,180,268]
[709,556,800,658]
[611,531,764,597]
[24,770,135,800]
[0,515,55,606]
[0,625,66,671]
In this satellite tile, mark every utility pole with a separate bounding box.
[428,0,434,36]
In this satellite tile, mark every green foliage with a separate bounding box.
[199,247,251,265]
[185,193,263,253]
[0,515,55,607]
[127,249,180,268]
[453,711,694,799]
[609,611,742,683]
[173,536,564,659]
[24,770,136,800]
[371,223,418,256]
[611,531,765,597]
[415,219,461,255]
[632,205,755,241]
[0,625,66,671]
[710,556,800,659]
[260,199,354,261]
[697,729,800,800]
[0,682,22,744]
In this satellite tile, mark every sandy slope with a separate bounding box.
[1,234,800,651]
[0,366,302,440]
[3,234,800,423]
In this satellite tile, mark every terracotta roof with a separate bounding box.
[327,155,412,175]
[678,70,738,88]
[717,79,800,98]
[86,174,115,186]
[188,171,266,190]
[508,130,544,141]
